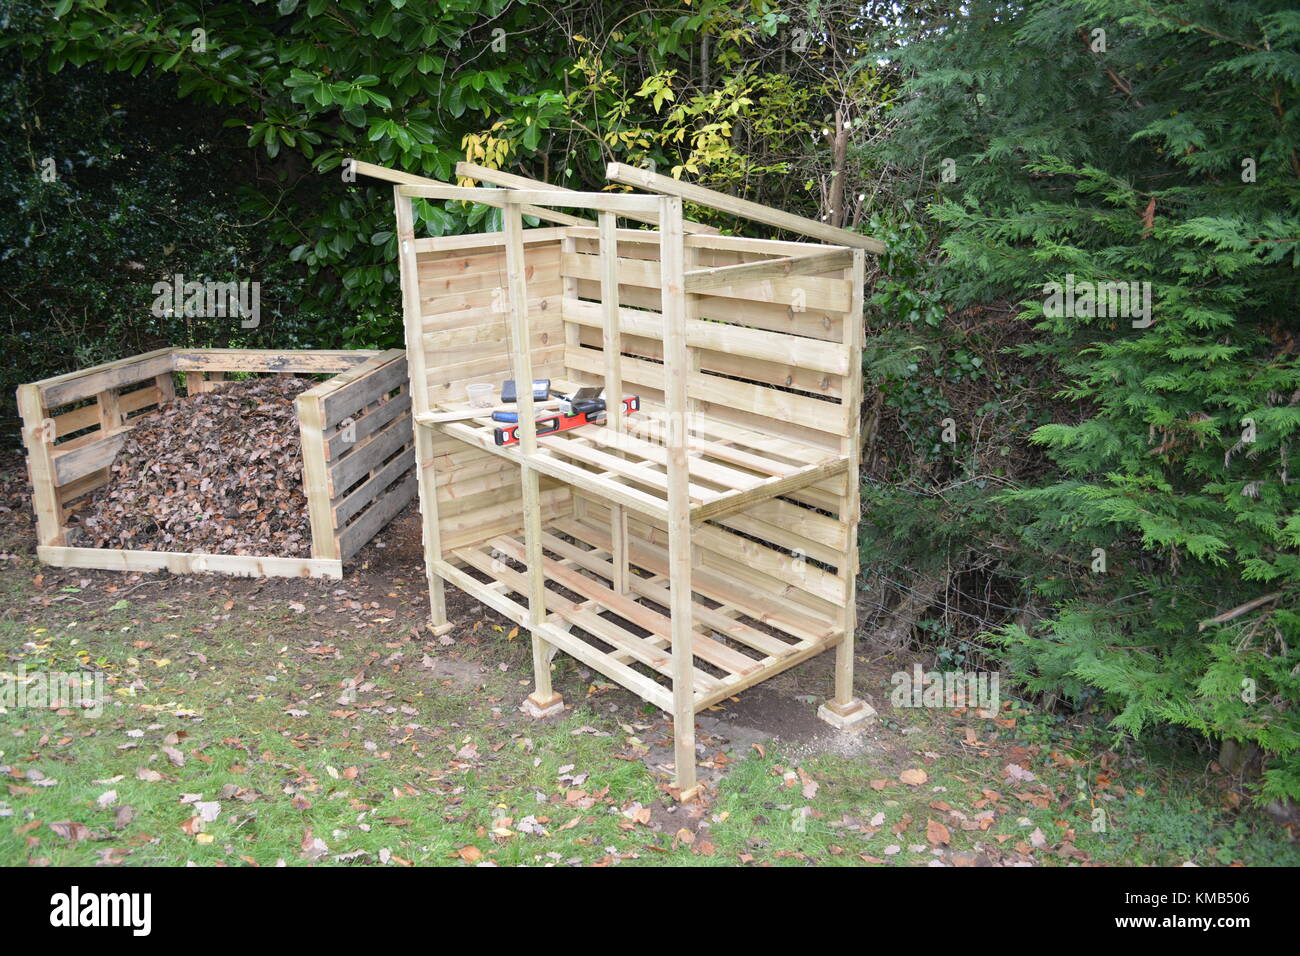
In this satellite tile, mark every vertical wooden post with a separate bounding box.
[16,384,64,547]
[395,187,452,635]
[155,370,177,404]
[560,228,588,525]
[96,387,123,433]
[506,200,562,716]
[819,247,875,729]
[190,371,224,395]
[598,211,629,594]
[660,196,698,798]
[683,242,703,571]
[296,391,340,562]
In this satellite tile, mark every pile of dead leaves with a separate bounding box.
[71,376,315,556]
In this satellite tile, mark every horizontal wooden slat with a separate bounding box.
[399,183,662,214]
[326,392,411,460]
[41,351,175,408]
[337,470,418,561]
[437,486,570,553]
[561,298,850,377]
[422,293,561,334]
[564,346,849,436]
[684,248,855,293]
[327,415,413,497]
[418,252,558,302]
[37,545,341,579]
[411,228,567,254]
[564,225,843,258]
[51,427,130,487]
[172,349,375,374]
[562,252,850,312]
[319,354,409,427]
[333,446,416,526]
[420,280,563,322]
[571,277,843,343]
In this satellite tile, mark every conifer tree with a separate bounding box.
[882,0,1300,798]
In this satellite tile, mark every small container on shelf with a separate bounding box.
[465,383,494,408]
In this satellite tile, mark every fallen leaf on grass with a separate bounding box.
[300,829,329,862]
[899,768,928,786]
[797,767,819,799]
[926,819,951,846]
[1005,763,1036,782]
[49,821,90,842]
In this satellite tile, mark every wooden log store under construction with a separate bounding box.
[365,158,883,798]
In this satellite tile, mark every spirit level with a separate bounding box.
[493,395,639,447]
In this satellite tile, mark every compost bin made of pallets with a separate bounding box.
[17,348,416,580]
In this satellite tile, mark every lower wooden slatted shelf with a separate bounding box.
[440,514,844,713]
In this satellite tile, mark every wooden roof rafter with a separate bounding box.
[350,159,593,227]
[456,161,721,235]
[605,161,886,254]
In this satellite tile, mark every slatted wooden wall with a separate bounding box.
[296,350,418,562]
[17,349,179,546]
[412,232,573,559]
[557,227,860,622]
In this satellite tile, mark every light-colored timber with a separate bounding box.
[386,163,878,794]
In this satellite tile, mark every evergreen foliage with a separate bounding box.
[880,0,1300,799]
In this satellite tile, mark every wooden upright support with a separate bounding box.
[395,187,453,636]
[660,196,699,798]
[16,385,63,547]
[818,247,876,731]
[504,199,564,718]
[598,210,630,596]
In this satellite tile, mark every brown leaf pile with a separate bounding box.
[71,376,316,556]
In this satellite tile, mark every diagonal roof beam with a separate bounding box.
[457,161,719,235]
[606,162,885,253]
[349,159,592,227]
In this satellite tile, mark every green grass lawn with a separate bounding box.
[1,553,1296,867]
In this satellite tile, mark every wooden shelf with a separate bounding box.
[424,384,849,525]
[439,514,844,713]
